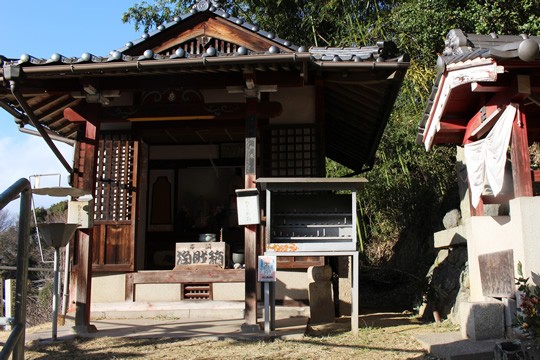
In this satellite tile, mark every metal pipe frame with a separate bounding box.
[18,127,76,146]
[263,250,359,336]
[0,178,32,360]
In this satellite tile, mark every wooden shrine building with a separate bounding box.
[0,1,409,330]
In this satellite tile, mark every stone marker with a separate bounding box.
[460,301,505,340]
[307,265,335,324]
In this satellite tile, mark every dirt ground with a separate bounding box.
[1,312,457,359]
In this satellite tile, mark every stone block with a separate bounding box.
[434,224,468,249]
[460,301,505,340]
[307,265,332,282]
[308,281,335,324]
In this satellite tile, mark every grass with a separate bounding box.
[6,313,459,359]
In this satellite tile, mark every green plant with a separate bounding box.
[515,261,540,337]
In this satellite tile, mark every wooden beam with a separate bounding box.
[471,75,512,93]
[462,105,497,144]
[125,269,245,302]
[511,108,533,197]
[439,118,467,133]
[463,90,512,144]
[64,107,88,123]
[431,133,466,145]
[122,102,283,122]
[481,193,514,204]
[471,82,508,93]
[469,107,503,139]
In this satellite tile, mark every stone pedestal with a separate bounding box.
[307,265,335,324]
[460,301,505,340]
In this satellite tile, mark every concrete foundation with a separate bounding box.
[433,197,540,317]
[91,269,311,304]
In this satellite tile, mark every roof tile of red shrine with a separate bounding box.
[417,29,540,146]
[0,0,410,173]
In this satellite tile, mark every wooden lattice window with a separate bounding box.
[92,133,138,272]
[262,125,322,177]
[94,134,135,221]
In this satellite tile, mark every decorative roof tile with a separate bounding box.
[441,29,540,64]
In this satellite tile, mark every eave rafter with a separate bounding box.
[438,118,467,133]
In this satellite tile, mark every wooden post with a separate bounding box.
[74,231,92,327]
[511,108,533,197]
[65,109,99,329]
[243,97,259,329]
[315,78,326,176]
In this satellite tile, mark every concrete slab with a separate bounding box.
[90,301,310,321]
[415,331,503,360]
[27,303,311,344]
[25,316,309,344]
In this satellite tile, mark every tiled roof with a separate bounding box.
[0,0,409,173]
[0,1,405,68]
[440,29,540,65]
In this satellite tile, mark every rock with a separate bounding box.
[443,209,461,229]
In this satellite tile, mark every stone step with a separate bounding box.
[415,331,502,360]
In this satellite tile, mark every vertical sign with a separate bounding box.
[258,256,277,282]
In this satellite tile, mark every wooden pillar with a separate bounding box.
[511,76,533,198]
[511,108,533,197]
[66,108,99,328]
[77,119,97,327]
[244,97,258,328]
[315,78,326,176]
[510,109,533,197]
[74,231,92,327]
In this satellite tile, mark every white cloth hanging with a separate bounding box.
[464,104,518,208]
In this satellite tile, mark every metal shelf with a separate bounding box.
[273,236,352,241]
[273,224,351,228]
[261,178,360,252]
[273,212,351,216]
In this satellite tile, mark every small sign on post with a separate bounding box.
[258,255,277,335]
[258,256,277,282]
[235,189,260,225]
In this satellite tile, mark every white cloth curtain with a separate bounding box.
[464,104,518,208]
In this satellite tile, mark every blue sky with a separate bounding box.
[0,1,144,213]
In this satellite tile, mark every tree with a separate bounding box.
[123,0,396,47]
[0,209,14,233]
